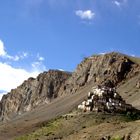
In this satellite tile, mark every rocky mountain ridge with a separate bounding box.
[0,52,140,121]
[0,70,71,121]
[61,52,139,95]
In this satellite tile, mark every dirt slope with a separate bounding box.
[1,52,139,122]
[117,73,140,110]
[0,70,71,121]
[14,112,140,140]
[0,83,94,140]
[0,52,140,140]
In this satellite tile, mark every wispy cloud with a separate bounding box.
[75,10,95,20]
[114,1,121,7]
[0,95,3,101]
[0,40,28,61]
[99,52,106,55]
[0,62,40,100]
[112,0,128,7]
[58,69,64,71]
[37,53,45,61]
[130,54,135,57]
[0,90,6,100]
[31,61,46,71]
[0,40,6,56]
[31,53,46,71]
[0,39,46,100]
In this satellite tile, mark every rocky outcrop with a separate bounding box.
[0,70,71,121]
[0,52,139,121]
[62,52,139,95]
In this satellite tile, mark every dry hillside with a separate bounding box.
[0,52,140,140]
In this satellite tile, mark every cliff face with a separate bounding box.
[62,52,139,94]
[0,70,71,121]
[0,52,139,121]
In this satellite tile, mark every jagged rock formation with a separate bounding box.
[62,52,139,95]
[0,70,71,121]
[0,52,140,121]
[78,85,134,113]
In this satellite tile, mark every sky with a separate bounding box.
[0,0,140,99]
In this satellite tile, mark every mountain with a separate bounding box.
[0,70,71,121]
[0,52,140,140]
[64,52,139,89]
[0,52,140,120]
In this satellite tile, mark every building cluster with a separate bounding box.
[78,85,133,113]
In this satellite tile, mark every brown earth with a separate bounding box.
[117,73,140,109]
[0,52,140,140]
[0,83,94,140]
[14,112,140,140]
[1,52,139,122]
[0,76,140,140]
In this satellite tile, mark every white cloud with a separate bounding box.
[37,53,44,61]
[0,92,6,101]
[0,39,28,61]
[58,69,64,71]
[113,0,128,7]
[31,61,46,71]
[38,56,44,61]
[0,40,6,56]
[75,10,95,20]
[0,94,4,101]
[0,62,39,92]
[0,39,46,100]
[114,1,121,7]
[130,54,135,57]
[31,53,46,71]
[99,52,106,55]
[23,52,28,57]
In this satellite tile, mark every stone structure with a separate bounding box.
[78,86,133,113]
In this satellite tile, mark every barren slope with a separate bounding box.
[117,73,140,109]
[0,52,140,140]
[14,112,140,140]
[0,82,94,140]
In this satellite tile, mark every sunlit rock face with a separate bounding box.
[0,52,139,121]
[0,70,71,121]
[62,52,139,95]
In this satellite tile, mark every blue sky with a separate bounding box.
[0,0,140,97]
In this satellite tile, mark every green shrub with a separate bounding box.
[126,111,140,121]
[111,136,124,140]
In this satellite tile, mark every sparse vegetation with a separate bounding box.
[15,117,62,140]
[1,52,140,140]
[14,111,136,140]
[125,111,140,121]
[111,136,124,140]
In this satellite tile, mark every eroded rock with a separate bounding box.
[0,70,71,121]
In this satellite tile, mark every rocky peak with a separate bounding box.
[0,70,71,121]
[63,52,139,94]
[0,52,139,121]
